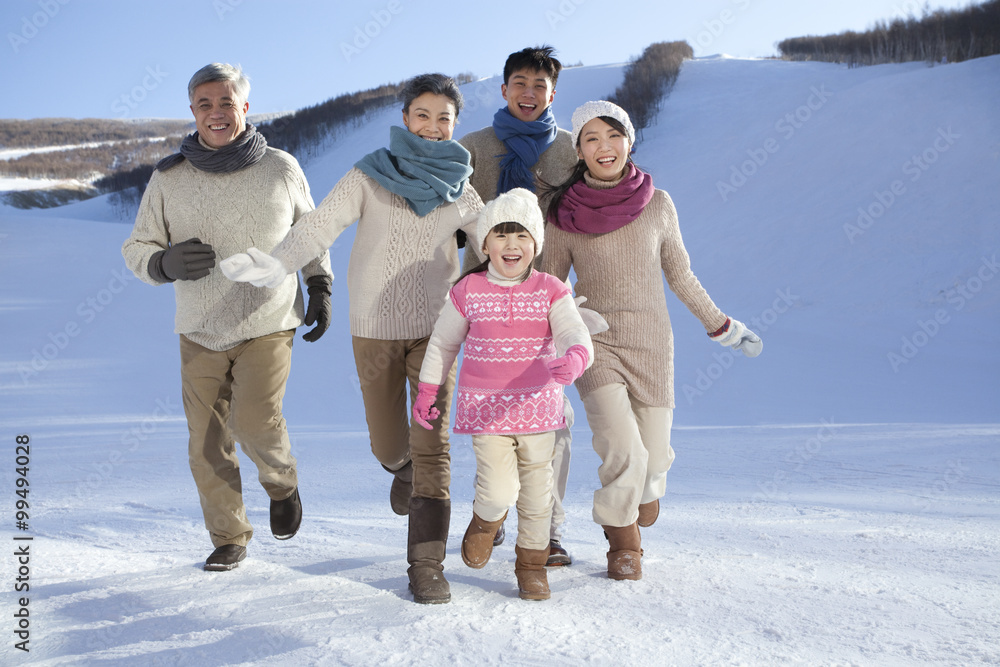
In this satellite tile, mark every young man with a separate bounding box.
[122,63,332,572]
[459,46,579,566]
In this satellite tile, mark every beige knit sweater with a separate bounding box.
[269,167,484,340]
[538,173,728,408]
[122,148,332,351]
[459,126,577,203]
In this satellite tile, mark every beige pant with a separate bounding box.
[549,397,573,541]
[472,431,556,550]
[352,336,455,500]
[582,383,675,527]
[180,331,299,548]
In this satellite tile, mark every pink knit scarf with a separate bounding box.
[549,163,655,234]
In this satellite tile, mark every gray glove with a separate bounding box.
[150,238,216,282]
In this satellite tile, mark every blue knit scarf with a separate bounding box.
[354,126,473,217]
[493,106,558,194]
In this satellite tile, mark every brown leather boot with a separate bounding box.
[461,511,507,569]
[637,499,659,527]
[407,496,451,604]
[384,461,412,516]
[514,545,551,600]
[603,522,642,581]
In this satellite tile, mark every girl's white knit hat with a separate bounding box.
[477,187,544,254]
[571,100,636,148]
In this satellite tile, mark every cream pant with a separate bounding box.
[472,431,556,550]
[582,383,675,527]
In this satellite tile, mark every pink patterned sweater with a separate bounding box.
[420,268,592,435]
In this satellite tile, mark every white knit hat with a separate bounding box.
[476,187,544,255]
[571,100,635,148]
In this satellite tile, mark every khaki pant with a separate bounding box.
[180,331,299,548]
[582,383,675,527]
[352,336,455,500]
[472,431,556,550]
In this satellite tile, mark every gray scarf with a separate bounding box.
[156,121,267,173]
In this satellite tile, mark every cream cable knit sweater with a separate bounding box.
[269,167,484,340]
[122,148,332,352]
[539,173,728,408]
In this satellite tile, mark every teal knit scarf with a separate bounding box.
[354,126,473,217]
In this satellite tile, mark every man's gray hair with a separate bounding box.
[188,63,250,104]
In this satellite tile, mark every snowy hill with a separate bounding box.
[0,57,997,665]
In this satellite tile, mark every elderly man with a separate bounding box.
[122,63,332,571]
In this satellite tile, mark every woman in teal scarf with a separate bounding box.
[221,73,484,605]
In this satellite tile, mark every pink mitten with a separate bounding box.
[546,344,589,385]
[412,382,442,430]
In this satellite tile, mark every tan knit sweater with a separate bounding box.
[270,167,484,340]
[459,126,577,203]
[538,173,728,408]
[122,148,332,351]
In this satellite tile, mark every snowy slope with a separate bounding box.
[0,57,998,666]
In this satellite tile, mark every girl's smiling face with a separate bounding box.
[483,224,536,280]
[576,117,631,180]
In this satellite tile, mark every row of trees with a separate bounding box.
[258,81,408,159]
[608,41,694,141]
[0,118,190,150]
[778,0,1000,66]
[0,138,181,181]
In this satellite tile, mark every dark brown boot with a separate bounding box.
[637,499,659,528]
[384,461,413,516]
[514,545,551,600]
[407,496,451,604]
[461,511,507,569]
[603,522,642,581]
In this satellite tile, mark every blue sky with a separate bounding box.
[0,0,975,120]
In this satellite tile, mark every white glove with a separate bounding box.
[574,295,609,335]
[711,318,762,358]
[219,247,288,289]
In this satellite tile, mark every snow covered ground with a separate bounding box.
[1,55,998,665]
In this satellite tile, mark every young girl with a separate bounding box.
[413,188,593,600]
[220,74,483,605]
[539,101,762,581]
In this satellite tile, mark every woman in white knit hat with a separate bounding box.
[538,101,762,581]
[414,187,593,600]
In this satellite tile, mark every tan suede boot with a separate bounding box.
[603,522,642,581]
[461,511,507,569]
[514,545,551,600]
[407,496,451,604]
[637,499,659,528]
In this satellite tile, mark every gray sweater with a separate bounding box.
[122,148,332,351]
[459,126,577,204]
